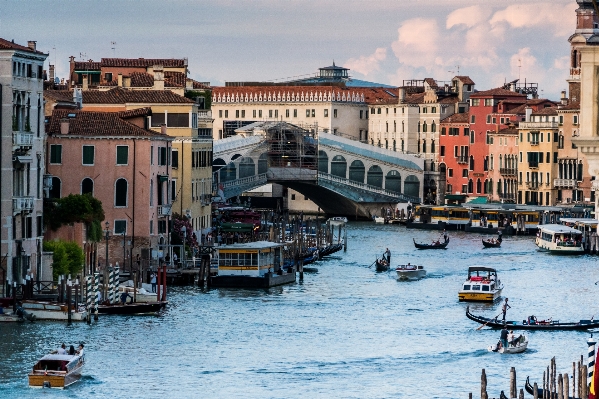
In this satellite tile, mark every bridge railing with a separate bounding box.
[318,172,420,203]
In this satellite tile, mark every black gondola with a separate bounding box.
[482,238,501,248]
[466,306,599,330]
[413,238,449,250]
[525,376,571,399]
[375,258,390,272]
[97,301,167,315]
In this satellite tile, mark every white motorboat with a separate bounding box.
[119,282,157,302]
[374,216,385,224]
[328,216,348,224]
[395,264,426,280]
[488,335,528,354]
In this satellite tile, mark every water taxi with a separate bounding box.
[458,266,503,302]
[535,224,583,254]
[28,353,85,388]
[395,264,426,281]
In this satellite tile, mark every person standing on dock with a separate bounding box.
[150,273,157,293]
[502,298,511,322]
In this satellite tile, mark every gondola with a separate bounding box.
[525,376,573,399]
[482,238,501,248]
[375,258,389,272]
[97,301,167,315]
[466,306,599,330]
[413,238,449,250]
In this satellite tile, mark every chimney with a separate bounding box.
[49,64,55,82]
[510,82,517,92]
[60,119,69,134]
[398,87,405,104]
[186,79,193,90]
[117,73,123,87]
[123,76,131,88]
[153,65,164,90]
[525,106,532,122]
[27,41,36,51]
[160,123,167,135]
[183,57,188,67]
[73,88,83,109]
[561,90,568,105]
[82,74,88,91]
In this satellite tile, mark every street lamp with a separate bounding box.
[104,221,110,271]
[180,225,186,269]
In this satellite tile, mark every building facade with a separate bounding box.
[0,38,48,290]
[486,125,519,203]
[439,112,472,197]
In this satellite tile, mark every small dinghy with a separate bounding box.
[488,335,528,354]
[396,264,426,281]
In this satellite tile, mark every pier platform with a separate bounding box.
[210,270,296,288]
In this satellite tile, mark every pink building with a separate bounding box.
[45,108,172,273]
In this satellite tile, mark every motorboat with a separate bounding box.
[28,353,85,388]
[374,216,386,224]
[328,216,348,224]
[395,264,426,281]
[466,306,599,330]
[458,266,503,302]
[535,224,584,254]
[97,301,167,315]
[118,283,157,303]
[488,335,528,354]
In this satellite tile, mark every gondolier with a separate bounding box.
[384,248,391,264]
[502,298,511,322]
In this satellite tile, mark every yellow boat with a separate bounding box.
[458,266,503,302]
[28,353,85,389]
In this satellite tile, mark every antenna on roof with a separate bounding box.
[518,58,522,82]
[111,41,116,56]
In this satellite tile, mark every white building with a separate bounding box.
[0,39,48,289]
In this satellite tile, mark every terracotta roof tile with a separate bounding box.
[441,113,469,124]
[44,90,75,102]
[470,87,526,98]
[455,76,475,85]
[558,102,580,111]
[532,106,558,116]
[100,58,185,67]
[48,109,166,137]
[73,61,101,70]
[0,38,46,54]
[117,107,152,119]
[489,126,518,135]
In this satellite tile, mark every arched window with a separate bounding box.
[422,140,427,153]
[422,122,427,133]
[49,177,61,199]
[81,178,93,195]
[331,155,347,178]
[417,121,420,133]
[431,140,435,154]
[469,155,474,171]
[318,150,329,174]
[115,178,128,207]
[431,121,436,133]
[238,157,255,178]
[349,160,365,183]
[386,170,401,193]
[367,165,383,187]
[468,179,473,194]
[386,122,388,132]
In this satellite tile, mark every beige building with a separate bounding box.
[0,39,48,289]
[517,107,559,205]
[487,124,519,203]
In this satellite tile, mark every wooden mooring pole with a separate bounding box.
[481,368,487,399]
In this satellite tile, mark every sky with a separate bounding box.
[0,0,577,99]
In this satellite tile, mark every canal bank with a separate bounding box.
[0,223,597,398]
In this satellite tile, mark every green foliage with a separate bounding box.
[43,240,84,279]
[44,194,105,242]
[184,90,211,109]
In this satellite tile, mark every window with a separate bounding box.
[274,109,279,118]
[360,110,364,119]
[259,110,262,118]
[50,144,62,164]
[470,131,475,144]
[471,115,475,123]
[422,107,427,114]
[105,72,112,82]
[81,178,93,195]
[486,115,491,123]
[253,110,257,118]
[116,146,128,165]
[484,99,493,106]
[293,109,297,118]
[462,169,468,177]
[386,108,389,115]
[377,108,381,114]
[306,109,310,117]
[311,109,316,117]
[291,194,296,200]
[269,110,273,118]
[441,127,446,136]
[431,107,437,113]
[158,147,167,166]
[471,99,480,106]
[224,110,228,118]
[448,168,453,177]
[115,178,128,207]
[324,109,329,117]
[440,146,445,156]
[172,149,179,168]
[286,109,290,118]
[114,220,126,234]
[82,145,94,165]
[333,109,338,118]
[236,110,240,118]
[559,115,563,124]
[152,113,166,127]
[574,115,579,124]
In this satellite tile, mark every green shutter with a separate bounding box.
[50,145,62,163]
[82,146,94,165]
[116,146,128,165]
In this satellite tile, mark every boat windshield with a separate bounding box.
[482,285,490,292]
[463,284,471,290]
[472,285,481,291]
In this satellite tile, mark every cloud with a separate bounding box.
[446,5,491,29]
[344,47,387,76]
[553,56,570,70]
[391,18,440,70]
[490,3,577,37]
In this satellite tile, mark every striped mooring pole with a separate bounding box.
[588,335,597,379]
[108,267,114,305]
[85,275,92,323]
[93,272,100,320]
[113,266,120,304]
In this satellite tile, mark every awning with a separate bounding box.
[74,70,100,74]
[219,223,255,233]
[158,175,168,182]
[445,194,467,200]
[14,155,32,164]
[467,197,488,204]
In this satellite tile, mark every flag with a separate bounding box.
[591,351,599,399]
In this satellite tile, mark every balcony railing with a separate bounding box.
[530,140,539,146]
[499,192,516,200]
[157,205,172,216]
[526,181,539,190]
[553,179,578,188]
[13,196,34,214]
[457,156,468,164]
[13,131,33,149]
[500,168,516,176]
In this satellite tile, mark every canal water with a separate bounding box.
[1,222,598,398]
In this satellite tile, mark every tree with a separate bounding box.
[171,213,197,256]
[44,193,105,242]
[43,240,84,279]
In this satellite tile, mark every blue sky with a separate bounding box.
[1,0,575,99]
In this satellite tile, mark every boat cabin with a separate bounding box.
[462,267,499,293]
[32,354,82,373]
[216,241,284,277]
[535,224,583,253]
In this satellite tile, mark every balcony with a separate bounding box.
[526,181,539,190]
[530,140,539,146]
[13,196,34,214]
[157,205,172,217]
[554,179,578,188]
[13,131,33,150]
[457,156,468,164]
[500,168,516,176]
[499,192,516,201]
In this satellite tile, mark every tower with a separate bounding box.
[567,0,599,103]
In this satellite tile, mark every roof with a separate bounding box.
[455,76,475,85]
[46,88,194,105]
[47,109,167,137]
[489,126,518,135]
[117,107,152,118]
[74,58,186,69]
[558,102,580,111]
[44,90,75,103]
[470,87,527,98]
[0,38,46,55]
[537,224,581,234]
[441,112,469,124]
[532,107,558,116]
[217,241,285,250]
[467,266,498,273]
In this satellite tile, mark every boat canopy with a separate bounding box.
[537,224,582,234]
[39,354,79,361]
[468,266,497,274]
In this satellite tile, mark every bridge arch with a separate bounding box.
[404,175,420,198]
[349,160,365,183]
[239,157,255,178]
[258,153,268,174]
[318,150,328,174]
[331,155,347,178]
[231,154,242,161]
[385,170,401,193]
[213,158,227,173]
[367,165,383,187]
[220,163,237,182]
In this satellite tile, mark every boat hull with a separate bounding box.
[97,301,167,315]
[482,239,501,248]
[396,269,426,281]
[29,354,84,389]
[21,301,87,321]
[458,288,502,302]
[488,337,528,354]
[466,306,599,330]
[413,238,449,249]
[375,260,389,272]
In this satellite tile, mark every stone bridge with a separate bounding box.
[213,131,424,218]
